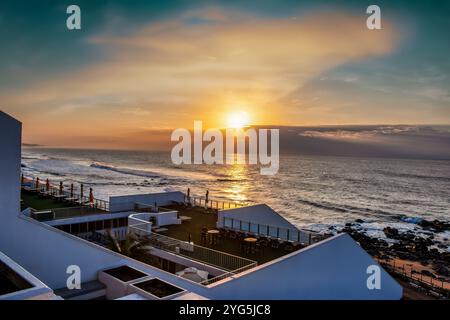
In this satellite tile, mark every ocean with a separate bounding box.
[21,147,450,247]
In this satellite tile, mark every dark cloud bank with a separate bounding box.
[265,125,450,160]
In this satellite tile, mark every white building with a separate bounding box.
[0,111,402,300]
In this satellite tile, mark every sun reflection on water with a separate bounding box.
[221,163,250,202]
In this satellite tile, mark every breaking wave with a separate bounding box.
[90,162,163,179]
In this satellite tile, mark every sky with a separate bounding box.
[0,0,449,149]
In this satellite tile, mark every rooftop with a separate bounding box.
[20,176,320,287]
[153,204,305,265]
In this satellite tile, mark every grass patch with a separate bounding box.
[21,191,74,211]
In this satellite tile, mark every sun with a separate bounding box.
[227,111,250,128]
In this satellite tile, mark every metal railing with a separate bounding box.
[200,264,256,286]
[77,227,128,242]
[21,176,110,211]
[184,195,250,210]
[31,206,107,221]
[134,202,175,213]
[222,217,317,245]
[129,222,257,275]
[379,259,450,298]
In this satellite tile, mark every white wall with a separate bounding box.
[207,233,403,300]
[129,211,180,227]
[0,112,21,223]
[217,204,298,230]
[109,192,185,212]
[45,211,130,227]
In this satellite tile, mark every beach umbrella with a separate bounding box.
[176,267,208,283]
[59,181,63,195]
[80,184,84,200]
[187,188,190,202]
[36,177,40,189]
[46,179,50,192]
[70,184,74,198]
[89,188,94,203]
[205,190,209,205]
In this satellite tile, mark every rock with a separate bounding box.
[355,219,364,223]
[420,270,434,277]
[383,227,399,238]
[418,219,450,232]
[432,263,449,277]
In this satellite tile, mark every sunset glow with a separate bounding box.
[227,111,250,129]
[0,2,448,150]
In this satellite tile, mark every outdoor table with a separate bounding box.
[23,187,38,192]
[244,237,258,254]
[207,229,220,245]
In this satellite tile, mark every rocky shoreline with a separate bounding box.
[331,218,450,280]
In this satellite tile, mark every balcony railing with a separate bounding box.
[222,217,318,245]
[184,195,250,210]
[199,264,256,286]
[129,221,257,284]
[30,206,107,222]
[134,202,175,213]
[21,176,110,211]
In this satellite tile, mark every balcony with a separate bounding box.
[21,176,110,221]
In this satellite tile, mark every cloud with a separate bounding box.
[1,7,398,131]
[280,125,450,159]
[121,107,152,116]
[298,126,418,140]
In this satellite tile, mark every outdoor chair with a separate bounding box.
[217,232,223,245]
[255,242,263,255]
[283,242,295,252]
[270,239,280,249]
[200,230,207,245]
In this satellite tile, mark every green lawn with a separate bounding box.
[21,191,75,211]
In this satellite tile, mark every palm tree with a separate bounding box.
[105,230,161,268]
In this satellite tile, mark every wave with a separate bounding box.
[373,170,450,182]
[22,154,50,161]
[90,162,164,179]
[297,198,400,218]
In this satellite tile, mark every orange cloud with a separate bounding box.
[2,8,398,148]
